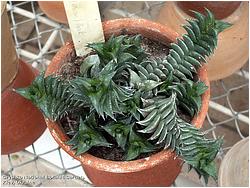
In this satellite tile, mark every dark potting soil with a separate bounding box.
[88,145,161,161]
[58,36,194,161]
[57,55,85,80]
[141,37,169,59]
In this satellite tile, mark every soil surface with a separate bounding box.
[58,36,193,161]
[141,37,169,59]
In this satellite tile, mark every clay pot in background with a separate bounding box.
[38,1,68,24]
[1,2,46,154]
[38,1,110,24]
[219,137,249,186]
[176,1,241,20]
[1,1,18,92]
[45,18,210,186]
[157,1,249,81]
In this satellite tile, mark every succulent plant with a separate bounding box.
[16,9,231,184]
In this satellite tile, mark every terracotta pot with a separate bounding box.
[1,3,46,154]
[38,1,68,24]
[157,1,249,81]
[1,60,47,154]
[45,19,210,186]
[218,137,249,186]
[176,1,241,20]
[1,1,18,92]
[38,2,110,25]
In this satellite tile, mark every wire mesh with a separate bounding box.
[2,1,249,187]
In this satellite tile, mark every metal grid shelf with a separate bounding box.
[2,1,249,187]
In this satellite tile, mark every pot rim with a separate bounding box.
[45,18,210,173]
[218,137,249,186]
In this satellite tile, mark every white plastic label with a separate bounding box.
[63,1,105,56]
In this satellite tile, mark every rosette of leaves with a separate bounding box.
[177,80,208,116]
[66,113,112,155]
[15,9,231,184]
[161,72,209,117]
[103,119,132,150]
[125,127,156,161]
[87,34,147,65]
[71,59,133,120]
[103,118,155,160]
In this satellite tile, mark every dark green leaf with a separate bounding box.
[103,122,131,150]
[80,54,100,75]
[125,128,155,160]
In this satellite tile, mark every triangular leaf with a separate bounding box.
[80,54,100,75]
